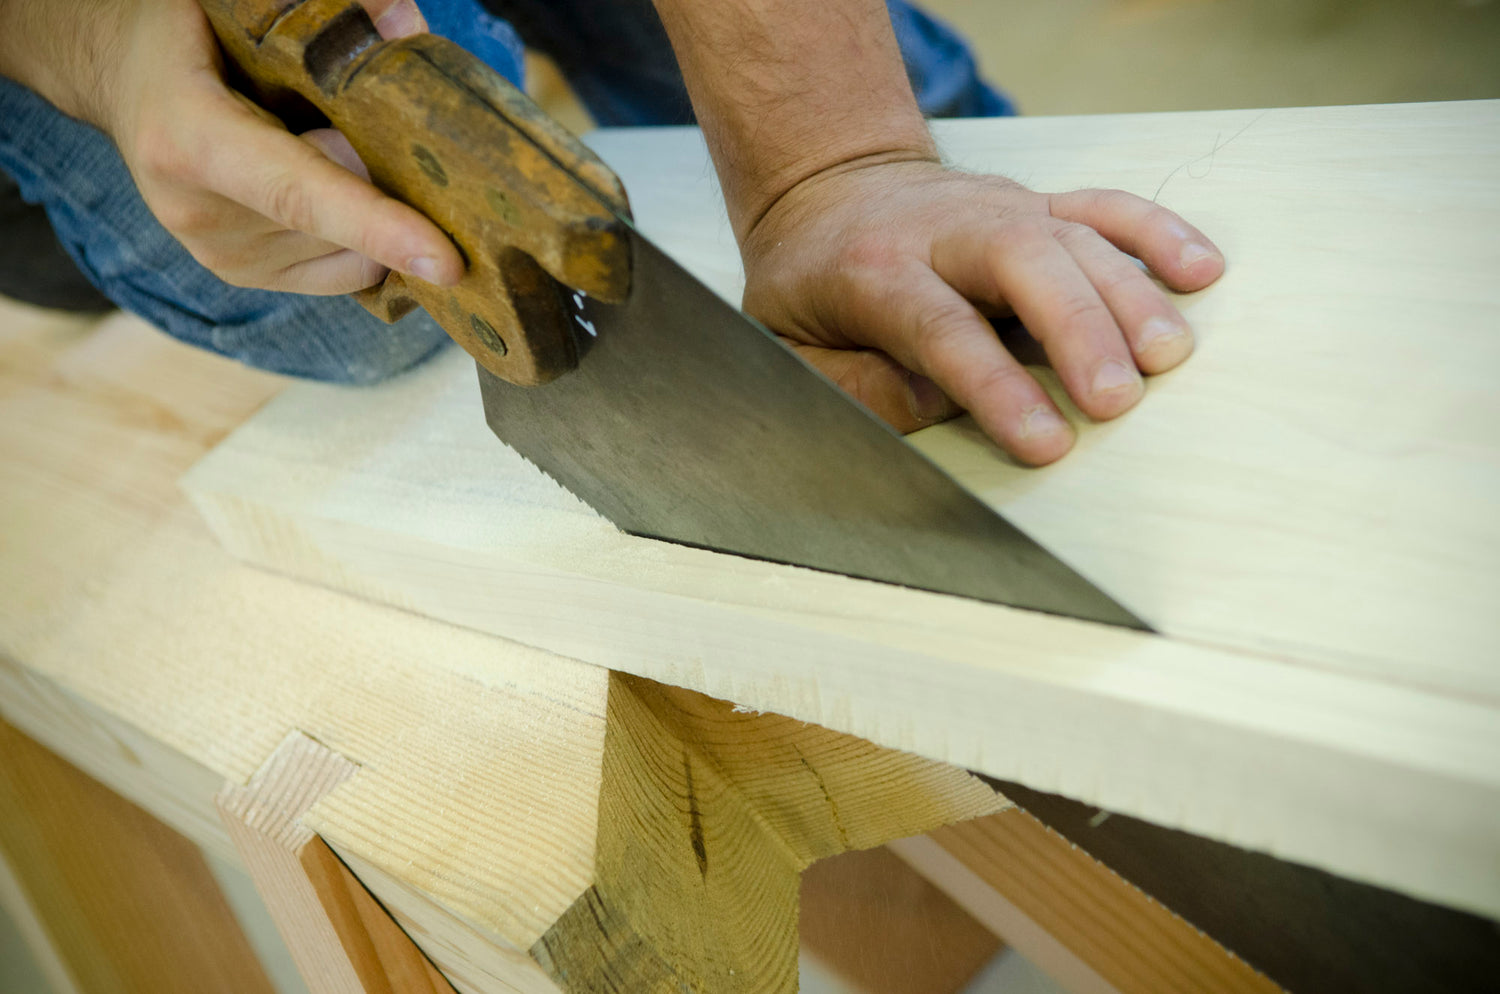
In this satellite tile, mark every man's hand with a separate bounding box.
[0,0,463,295]
[652,0,1224,464]
[742,158,1223,465]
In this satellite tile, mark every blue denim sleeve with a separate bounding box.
[0,0,525,385]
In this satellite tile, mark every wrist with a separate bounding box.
[737,139,939,248]
[650,0,937,243]
[713,106,937,246]
[0,0,140,131]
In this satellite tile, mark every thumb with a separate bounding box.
[361,0,428,39]
[785,342,962,434]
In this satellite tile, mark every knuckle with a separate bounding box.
[912,302,979,368]
[1049,220,1095,248]
[833,233,901,281]
[914,300,976,343]
[1083,188,1134,214]
[133,125,193,184]
[998,217,1051,245]
[152,198,216,238]
[1048,295,1112,337]
[260,173,316,233]
[963,361,1034,404]
[973,219,1044,278]
[1091,267,1138,297]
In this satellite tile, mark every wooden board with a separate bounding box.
[892,810,1281,994]
[595,101,1500,698]
[182,102,1500,920]
[0,718,276,994]
[0,299,1005,993]
[216,731,460,994]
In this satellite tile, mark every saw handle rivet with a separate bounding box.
[469,313,508,357]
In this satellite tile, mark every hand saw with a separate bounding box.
[200,0,1149,631]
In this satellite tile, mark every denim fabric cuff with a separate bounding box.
[0,0,528,384]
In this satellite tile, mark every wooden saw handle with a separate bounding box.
[198,0,632,386]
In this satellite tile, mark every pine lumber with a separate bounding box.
[0,300,1003,992]
[303,674,1004,994]
[891,809,1282,994]
[183,102,1500,921]
[0,717,276,994]
[217,731,461,994]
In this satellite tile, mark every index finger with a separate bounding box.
[195,92,464,286]
[871,266,1077,465]
[1048,188,1225,291]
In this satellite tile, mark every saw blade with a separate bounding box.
[478,223,1149,631]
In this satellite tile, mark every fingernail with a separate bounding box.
[1019,405,1069,440]
[375,2,425,38]
[907,373,954,423]
[1180,242,1219,268]
[407,256,445,284]
[1092,357,1141,397]
[1135,316,1186,352]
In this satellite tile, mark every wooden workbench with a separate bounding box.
[3,101,1498,993]
[0,315,1275,994]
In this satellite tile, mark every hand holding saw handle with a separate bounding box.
[198,0,632,386]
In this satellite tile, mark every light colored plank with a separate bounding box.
[182,337,1500,920]
[182,103,1500,919]
[0,279,1003,990]
[585,103,1500,698]
[798,845,1003,994]
[217,732,461,994]
[909,103,1500,698]
[0,717,277,994]
[0,655,235,865]
[0,304,591,990]
[892,810,1282,994]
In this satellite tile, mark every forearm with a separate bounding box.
[0,0,135,129]
[650,0,936,242]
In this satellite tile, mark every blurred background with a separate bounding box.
[532,0,1500,132]
[922,0,1500,115]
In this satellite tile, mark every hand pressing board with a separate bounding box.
[183,101,1500,920]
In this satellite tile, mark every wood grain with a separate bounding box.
[526,674,1004,993]
[0,287,1006,991]
[893,809,1283,994]
[218,732,462,994]
[183,103,1500,920]
[0,717,276,994]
